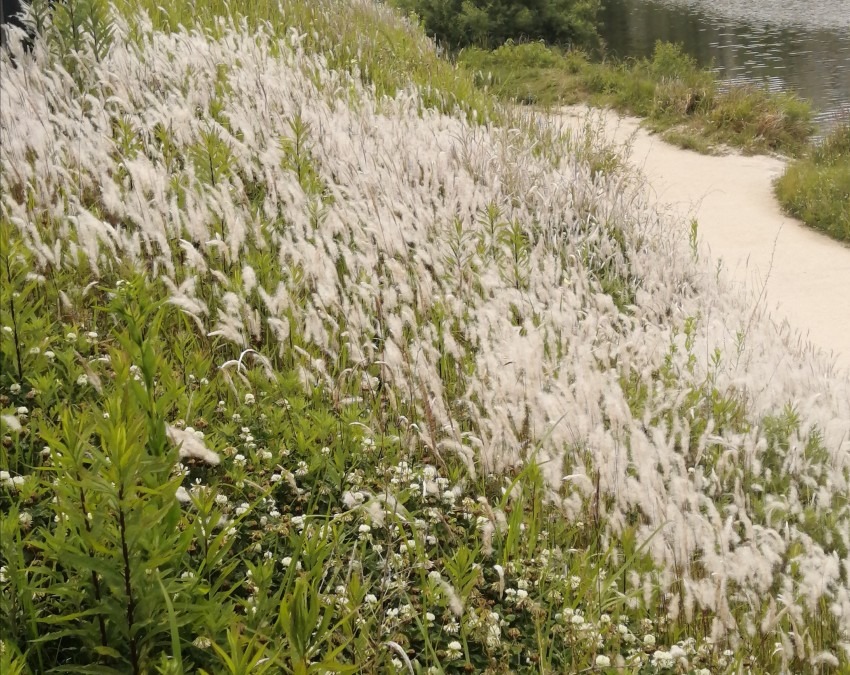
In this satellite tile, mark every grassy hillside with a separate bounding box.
[1,1,849,673]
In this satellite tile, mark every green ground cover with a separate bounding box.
[775,122,850,242]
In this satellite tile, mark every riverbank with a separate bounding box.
[555,105,850,371]
[460,41,814,156]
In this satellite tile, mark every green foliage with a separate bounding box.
[775,121,850,242]
[50,0,114,61]
[21,0,116,87]
[392,0,601,50]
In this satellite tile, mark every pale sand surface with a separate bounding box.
[554,106,850,373]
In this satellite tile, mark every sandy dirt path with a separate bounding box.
[555,106,850,373]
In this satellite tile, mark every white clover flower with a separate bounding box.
[571,613,585,626]
[9,383,21,394]
[234,503,249,516]
[270,473,282,483]
[281,556,293,567]
[651,650,673,669]
[644,634,656,647]
[193,636,212,649]
[44,351,55,360]
[65,332,77,341]
[595,655,611,668]
[446,641,462,660]
[291,515,306,530]
[86,331,98,340]
[259,450,272,461]
[18,512,32,529]
[215,494,228,505]
[233,454,246,465]
[2,326,11,333]
[76,374,89,386]
[364,593,378,604]
[358,524,371,534]
[425,612,435,622]
[244,393,255,406]
[516,589,528,600]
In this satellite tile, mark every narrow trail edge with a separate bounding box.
[554,104,850,373]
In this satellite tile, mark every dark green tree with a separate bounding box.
[393,0,600,50]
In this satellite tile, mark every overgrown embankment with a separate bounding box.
[1,1,849,673]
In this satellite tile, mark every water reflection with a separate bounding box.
[600,0,850,130]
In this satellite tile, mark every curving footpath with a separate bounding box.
[555,106,850,373]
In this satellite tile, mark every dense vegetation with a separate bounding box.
[775,121,850,242]
[391,0,600,50]
[1,1,849,674]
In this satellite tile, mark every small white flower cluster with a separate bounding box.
[0,471,26,489]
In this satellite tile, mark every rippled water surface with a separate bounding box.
[600,0,850,130]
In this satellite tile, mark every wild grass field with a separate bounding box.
[1,1,849,673]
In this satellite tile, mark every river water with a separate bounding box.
[600,0,850,131]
